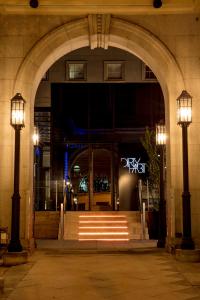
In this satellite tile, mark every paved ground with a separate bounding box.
[36,239,157,250]
[1,247,200,300]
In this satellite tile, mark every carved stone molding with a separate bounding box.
[88,14,111,49]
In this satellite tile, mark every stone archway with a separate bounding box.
[13,15,185,248]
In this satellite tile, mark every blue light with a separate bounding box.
[35,146,40,157]
[64,150,68,180]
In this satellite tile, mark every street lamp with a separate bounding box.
[156,122,167,248]
[177,90,194,249]
[33,126,40,211]
[8,93,25,252]
[32,126,39,146]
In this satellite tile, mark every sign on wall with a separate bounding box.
[121,157,146,174]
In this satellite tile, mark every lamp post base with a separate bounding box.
[180,237,195,250]
[3,251,28,266]
[175,249,200,262]
[157,239,165,248]
[7,240,23,253]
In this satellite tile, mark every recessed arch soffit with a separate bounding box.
[14,15,184,101]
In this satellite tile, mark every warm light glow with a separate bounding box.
[11,110,24,125]
[157,132,166,145]
[79,238,130,241]
[78,213,130,242]
[177,107,192,123]
[79,226,128,229]
[73,197,78,204]
[11,93,25,127]
[177,90,192,124]
[32,126,39,146]
[79,215,126,218]
[78,232,129,235]
[66,179,70,186]
[79,220,127,223]
[156,124,166,145]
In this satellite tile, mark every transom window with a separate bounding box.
[66,61,87,80]
[142,64,157,81]
[104,61,125,81]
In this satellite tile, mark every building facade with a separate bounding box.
[0,0,200,250]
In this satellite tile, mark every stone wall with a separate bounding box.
[34,211,60,239]
[0,10,200,248]
[35,46,147,107]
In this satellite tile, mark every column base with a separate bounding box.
[175,249,200,262]
[157,239,166,248]
[22,237,36,253]
[180,237,195,250]
[2,251,28,266]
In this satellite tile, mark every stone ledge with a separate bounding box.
[2,251,28,266]
[175,249,200,262]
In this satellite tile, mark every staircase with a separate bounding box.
[78,213,129,241]
[63,211,149,241]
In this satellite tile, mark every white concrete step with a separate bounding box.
[63,211,149,241]
[78,213,129,241]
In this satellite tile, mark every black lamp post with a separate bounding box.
[29,0,39,8]
[177,90,195,249]
[8,93,25,252]
[153,0,162,8]
[156,123,167,248]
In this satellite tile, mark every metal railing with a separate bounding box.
[34,179,66,211]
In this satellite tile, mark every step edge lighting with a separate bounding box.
[79,221,127,223]
[78,232,129,235]
[79,215,127,218]
[79,226,128,229]
[78,238,130,241]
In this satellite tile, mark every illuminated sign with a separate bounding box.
[121,158,146,174]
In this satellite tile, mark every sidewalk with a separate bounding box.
[0,245,200,300]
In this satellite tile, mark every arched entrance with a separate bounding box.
[13,16,185,248]
[68,147,112,211]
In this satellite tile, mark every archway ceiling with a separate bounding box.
[14,15,184,99]
[0,0,199,15]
